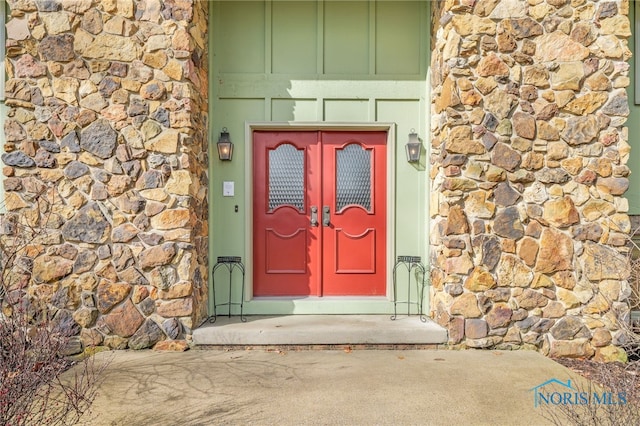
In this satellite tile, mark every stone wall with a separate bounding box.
[429,0,632,361]
[2,0,635,359]
[2,0,208,351]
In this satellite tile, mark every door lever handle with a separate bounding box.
[310,206,318,227]
[322,206,330,226]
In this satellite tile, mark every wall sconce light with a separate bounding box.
[217,127,233,161]
[405,129,421,163]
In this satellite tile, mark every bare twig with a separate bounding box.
[0,188,107,425]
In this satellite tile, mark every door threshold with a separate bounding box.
[193,315,448,346]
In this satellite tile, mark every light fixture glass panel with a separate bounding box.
[217,142,233,160]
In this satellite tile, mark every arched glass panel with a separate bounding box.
[336,144,371,211]
[268,143,304,211]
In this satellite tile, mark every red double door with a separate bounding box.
[253,131,387,297]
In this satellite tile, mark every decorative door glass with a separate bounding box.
[336,144,371,211]
[268,143,304,211]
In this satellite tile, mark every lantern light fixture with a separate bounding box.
[405,129,421,163]
[217,127,233,161]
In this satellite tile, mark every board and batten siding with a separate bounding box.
[208,0,430,314]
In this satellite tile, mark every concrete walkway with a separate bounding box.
[80,349,584,425]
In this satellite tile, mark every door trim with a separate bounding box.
[245,122,396,305]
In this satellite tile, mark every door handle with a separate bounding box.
[310,206,318,227]
[322,206,330,226]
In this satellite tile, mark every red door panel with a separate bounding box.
[321,131,386,295]
[334,228,376,273]
[265,228,307,273]
[253,130,386,297]
[253,131,320,296]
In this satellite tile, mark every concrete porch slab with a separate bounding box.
[192,315,448,346]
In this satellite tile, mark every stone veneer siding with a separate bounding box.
[429,0,633,361]
[2,0,208,351]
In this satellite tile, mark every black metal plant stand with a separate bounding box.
[391,255,427,322]
[209,256,246,323]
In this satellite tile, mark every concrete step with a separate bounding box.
[193,315,448,346]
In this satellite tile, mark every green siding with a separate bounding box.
[218,1,265,73]
[375,1,422,75]
[377,99,426,256]
[210,98,265,259]
[324,1,370,74]
[272,1,318,74]
[209,0,430,315]
[272,99,318,121]
[324,99,370,121]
